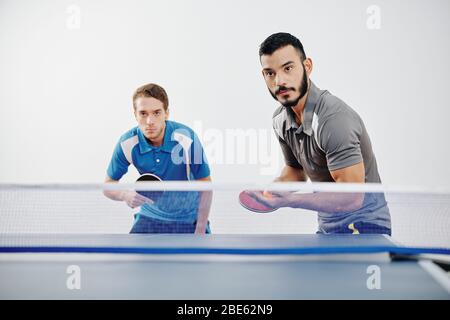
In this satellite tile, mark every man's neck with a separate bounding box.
[290,85,310,125]
[146,127,165,148]
[149,139,163,147]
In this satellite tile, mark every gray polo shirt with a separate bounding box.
[273,82,391,233]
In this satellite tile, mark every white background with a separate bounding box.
[0,0,449,241]
[1,0,449,186]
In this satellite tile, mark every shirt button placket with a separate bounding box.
[155,150,161,165]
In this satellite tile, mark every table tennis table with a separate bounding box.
[0,234,449,299]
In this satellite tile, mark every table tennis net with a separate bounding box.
[0,183,449,249]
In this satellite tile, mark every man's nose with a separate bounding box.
[275,74,287,87]
[146,115,155,125]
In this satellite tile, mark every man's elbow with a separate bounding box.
[103,189,114,199]
[332,192,365,212]
[196,176,212,182]
[103,176,118,199]
[345,193,365,212]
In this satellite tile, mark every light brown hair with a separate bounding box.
[132,83,169,111]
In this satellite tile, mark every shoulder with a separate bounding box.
[117,126,139,143]
[272,105,285,120]
[272,105,284,118]
[116,127,140,154]
[168,121,199,148]
[272,105,288,130]
[168,120,196,136]
[315,92,362,129]
[169,120,197,140]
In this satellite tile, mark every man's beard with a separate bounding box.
[269,66,309,108]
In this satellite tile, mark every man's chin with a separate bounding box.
[143,132,158,140]
[280,99,299,108]
[275,94,300,108]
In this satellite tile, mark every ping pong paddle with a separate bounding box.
[238,190,277,213]
[136,173,164,202]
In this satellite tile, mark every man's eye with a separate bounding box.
[285,66,293,72]
[266,72,274,77]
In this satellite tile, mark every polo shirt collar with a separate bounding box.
[285,107,298,130]
[283,81,320,136]
[137,121,176,154]
[302,81,320,136]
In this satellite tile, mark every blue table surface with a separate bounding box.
[0,234,449,299]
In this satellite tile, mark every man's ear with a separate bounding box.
[165,108,169,120]
[303,58,313,76]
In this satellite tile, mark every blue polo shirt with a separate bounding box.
[107,120,210,222]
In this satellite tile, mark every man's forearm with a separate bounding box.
[103,177,125,202]
[287,192,364,213]
[103,190,125,202]
[196,190,213,231]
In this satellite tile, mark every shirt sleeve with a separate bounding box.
[189,132,211,180]
[274,129,303,169]
[318,112,363,171]
[106,140,130,180]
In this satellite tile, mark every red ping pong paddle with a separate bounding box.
[238,190,277,213]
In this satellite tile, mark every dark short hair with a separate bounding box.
[259,32,306,61]
[132,83,169,110]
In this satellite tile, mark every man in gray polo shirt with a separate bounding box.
[247,32,391,235]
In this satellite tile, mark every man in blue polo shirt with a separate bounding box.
[104,83,212,234]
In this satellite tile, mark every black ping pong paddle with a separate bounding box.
[136,173,164,202]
